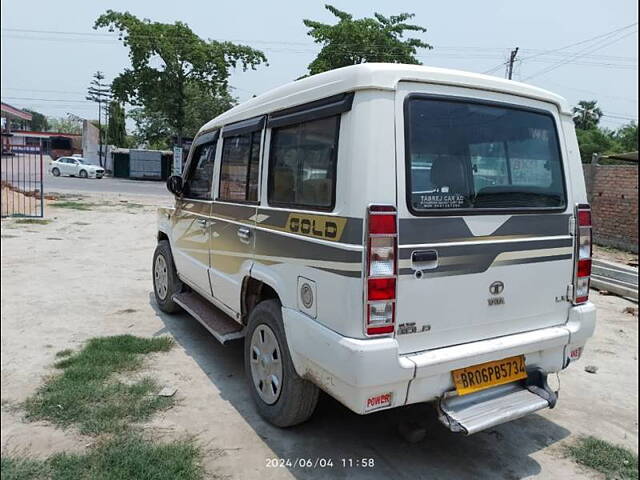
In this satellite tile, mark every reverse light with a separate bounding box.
[365,205,397,336]
[573,204,592,304]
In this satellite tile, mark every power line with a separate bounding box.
[523,29,638,80]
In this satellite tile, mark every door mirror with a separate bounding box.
[166,175,183,196]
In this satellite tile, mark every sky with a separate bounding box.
[1,0,637,131]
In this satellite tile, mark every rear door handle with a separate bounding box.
[411,250,438,270]
[237,226,251,242]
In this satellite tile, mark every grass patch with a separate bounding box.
[54,349,74,358]
[1,456,49,480]
[566,436,638,480]
[13,219,51,225]
[51,201,93,211]
[23,335,174,435]
[1,435,202,480]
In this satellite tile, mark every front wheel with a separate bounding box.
[152,240,183,313]
[79,170,88,178]
[245,299,319,427]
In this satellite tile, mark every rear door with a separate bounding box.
[208,117,264,313]
[394,82,574,354]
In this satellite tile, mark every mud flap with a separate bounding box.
[437,370,558,435]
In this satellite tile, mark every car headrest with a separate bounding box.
[430,157,468,194]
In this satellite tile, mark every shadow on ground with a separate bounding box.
[150,297,570,480]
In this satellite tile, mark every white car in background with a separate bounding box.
[50,157,105,179]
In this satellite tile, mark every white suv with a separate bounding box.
[153,64,596,433]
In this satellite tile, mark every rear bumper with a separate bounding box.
[282,303,596,415]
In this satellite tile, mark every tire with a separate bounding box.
[79,170,88,178]
[245,299,319,427]
[51,167,60,177]
[152,240,183,313]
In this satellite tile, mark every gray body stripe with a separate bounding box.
[399,253,572,277]
[398,237,572,260]
[212,202,256,219]
[254,227,363,263]
[398,214,570,245]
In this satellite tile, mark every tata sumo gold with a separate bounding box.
[153,64,595,434]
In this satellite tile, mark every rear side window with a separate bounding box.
[405,97,566,213]
[219,132,261,203]
[183,142,216,200]
[268,116,339,210]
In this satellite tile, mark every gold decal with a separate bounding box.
[286,214,347,241]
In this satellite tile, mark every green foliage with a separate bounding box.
[576,121,638,162]
[573,100,603,130]
[47,117,81,135]
[107,101,127,147]
[2,435,202,480]
[613,121,638,152]
[303,4,432,75]
[128,107,172,150]
[94,10,267,142]
[566,436,638,480]
[22,109,49,131]
[128,83,236,148]
[23,335,174,435]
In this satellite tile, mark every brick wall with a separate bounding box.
[582,164,639,253]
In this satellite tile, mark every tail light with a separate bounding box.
[365,205,397,335]
[573,204,592,304]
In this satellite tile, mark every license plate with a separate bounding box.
[452,355,527,396]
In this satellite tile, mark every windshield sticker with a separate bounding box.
[416,193,466,209]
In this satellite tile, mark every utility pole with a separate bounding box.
[86,71,112,167]
[507,47,519,80]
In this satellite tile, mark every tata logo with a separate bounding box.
[489,281,505,295]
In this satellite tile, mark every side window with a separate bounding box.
[219,131,261,202]
[183,142,217,200]
[268,115,339,210]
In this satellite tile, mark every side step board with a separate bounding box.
[173,292,245,344]
[437,375,557,435]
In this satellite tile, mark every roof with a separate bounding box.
[11,130,81,138]
[201,63,571,133]
[1,102,33,122]
[601,151,638,162]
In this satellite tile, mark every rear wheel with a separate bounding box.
[51,167,60,177]
[245,299,319,427]
[79,170,88,178]
[152,240,183,313]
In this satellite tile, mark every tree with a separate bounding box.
[613,121,638,152]
[23,109,49,131]
[575,128,614,162]
[107,101,127,147]
[572,100,603,130]
[94,11,267,146]
[48,117,82,135]
[302,4,432,75]
[86,71,112,166]
[128,107,172,150]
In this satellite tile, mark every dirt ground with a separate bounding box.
[1,192,638,480]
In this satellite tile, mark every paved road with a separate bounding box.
[2,154,170,197]
[44,174,170,197]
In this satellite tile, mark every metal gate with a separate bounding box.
[1,140,44,218]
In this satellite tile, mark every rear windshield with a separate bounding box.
[405,97,566,213]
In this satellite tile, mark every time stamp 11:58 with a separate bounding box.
[265,458,376,469]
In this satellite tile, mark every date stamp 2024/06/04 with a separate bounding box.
[266,458,376,469]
